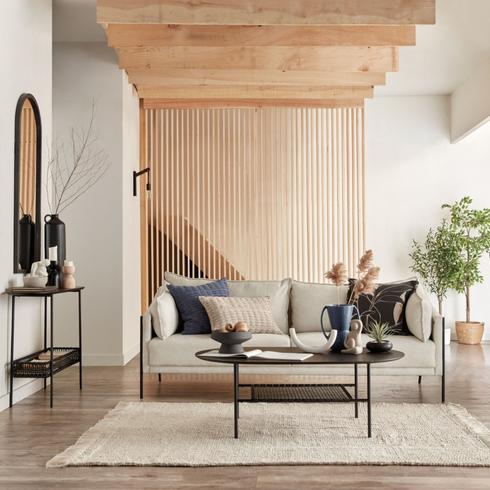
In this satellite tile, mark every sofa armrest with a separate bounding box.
[141,309,153,373]
[431,308,444,376]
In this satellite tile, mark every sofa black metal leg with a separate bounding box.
[418,376,422,384]
[158,373,162,383]
[441,317,446,403]
[140,316,143,400]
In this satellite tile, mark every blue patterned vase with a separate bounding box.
[321,304,354,353]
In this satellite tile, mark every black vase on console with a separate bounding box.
[19,214,35,272]
[44,214,66,267]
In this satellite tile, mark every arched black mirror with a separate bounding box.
[13,93,42,273]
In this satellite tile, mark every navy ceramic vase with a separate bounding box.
[321,304,355,353]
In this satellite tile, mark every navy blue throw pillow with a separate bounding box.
[167,279,229,334]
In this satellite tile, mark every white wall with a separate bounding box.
[121,72,141,361]
[0,0,52,410]
[53,42,140,365]
[451,58,490,142]
[366,95,490,340]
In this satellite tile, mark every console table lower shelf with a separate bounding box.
[196,347,405,439]
[12,348,81,378]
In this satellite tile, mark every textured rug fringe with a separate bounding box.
[446,403,490,448]
[47,402,130,468]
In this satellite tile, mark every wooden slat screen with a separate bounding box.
[140,106,365,308]
[19,100,37,218]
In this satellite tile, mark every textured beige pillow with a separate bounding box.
[199,296,282,334]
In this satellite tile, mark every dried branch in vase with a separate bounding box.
[45,103,110,215]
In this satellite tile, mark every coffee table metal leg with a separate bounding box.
[367,363,371,438]
[354,364,358,418]
[233,363,239,439]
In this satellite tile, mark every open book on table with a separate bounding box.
[206,349,313,361]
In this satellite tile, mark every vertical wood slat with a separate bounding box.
[140,106,365,307]
[18,101,37,220]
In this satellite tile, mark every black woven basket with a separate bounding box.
[12,348,80,378]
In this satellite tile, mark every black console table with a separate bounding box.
[5,287,84,408]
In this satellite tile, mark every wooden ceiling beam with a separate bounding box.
[97,0,435,26]
[136,85,373,100]
[107,24,416,48]
[127,69,386,87]
[142,98,365,109]
[117,46,399,73]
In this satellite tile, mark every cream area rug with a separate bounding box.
[47,401,490,468]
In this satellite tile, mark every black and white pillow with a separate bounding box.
[348,279,418,335]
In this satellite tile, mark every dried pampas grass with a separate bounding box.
[357,250,374,274]
[323,250,380,305]
[324,262,348,287]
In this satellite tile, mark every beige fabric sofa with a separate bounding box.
[140,274,444,396]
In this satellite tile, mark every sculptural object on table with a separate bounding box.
[341,319,363,354]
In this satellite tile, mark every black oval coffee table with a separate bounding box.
[196,347,404,439]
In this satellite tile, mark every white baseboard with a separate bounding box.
[82,343,140,366]
[82,353,126,366]
[0,378,47,412]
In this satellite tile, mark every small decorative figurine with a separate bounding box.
[63,260,76,289]
[23,260,49,287]
[30,259,49,278]
[341,320,363,355]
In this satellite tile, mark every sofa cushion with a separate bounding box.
[290,280,349,333]
[405,285,432,342]
[149,287,179,339]
[349,278,418,335]
[199,296,282,334]
[148,333,291,367]
[167,279,229,334]
[164,272,291,334]
[295,332,435,369]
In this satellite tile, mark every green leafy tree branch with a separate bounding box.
[442,197,490,323]
[410,219,459,315]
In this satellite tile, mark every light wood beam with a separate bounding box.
[142,99,365,109]
[97,0,435,26]
[137,85,373,100]
[107,24,416,47]
[127,69,386,87]
[117,46,399,72]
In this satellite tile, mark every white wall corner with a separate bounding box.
[451,58,490,143]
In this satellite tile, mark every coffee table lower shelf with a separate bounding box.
[239,383,367,403]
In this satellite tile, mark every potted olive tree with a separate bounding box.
[443,197,490,344]
[410,219,460,316]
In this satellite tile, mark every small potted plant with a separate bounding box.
[366,321,395,353]
[443,197,490,344]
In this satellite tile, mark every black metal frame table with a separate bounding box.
[196,347,404,439]
[5,287,84,408]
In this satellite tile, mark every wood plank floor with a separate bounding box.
[1,342,490,489]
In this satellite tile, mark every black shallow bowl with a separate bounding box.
[211,331,253,354]
[366,341,393,353]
